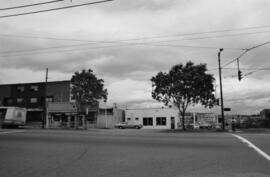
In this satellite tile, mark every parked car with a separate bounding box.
[115,122,143,129]
[199,123,212,129]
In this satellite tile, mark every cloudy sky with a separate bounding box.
[0,0,270,114]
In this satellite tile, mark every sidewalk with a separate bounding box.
[238,128,270,134]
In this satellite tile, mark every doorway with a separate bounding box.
[171,117,175,129]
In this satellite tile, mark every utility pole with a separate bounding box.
[218,48,225,131]
[42,68,48,129]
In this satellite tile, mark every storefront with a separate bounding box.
[47,102,77,128]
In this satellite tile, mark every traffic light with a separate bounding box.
[238,70,243,81]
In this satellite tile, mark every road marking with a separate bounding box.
[0,130,25,134]
[230,134,270,162]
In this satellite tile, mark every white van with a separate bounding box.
[0,107,27,128]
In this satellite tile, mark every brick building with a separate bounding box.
[0,80,71,123]
[0,80,124,129]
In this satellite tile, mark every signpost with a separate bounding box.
[223,108,231,111]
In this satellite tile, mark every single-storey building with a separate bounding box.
[125,108,218,130]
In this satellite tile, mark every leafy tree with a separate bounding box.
[71,69,108,128]
[151,61,216,130]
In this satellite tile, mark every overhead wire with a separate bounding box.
[0,0,114,18]
[2,23,270,57]
[4,28,270,57]
[0,0,64,11]
[3,29,269,56]
[222,40,270,68]
[0,42,239,58]
[244,66,270,76]
[1,24,270,44]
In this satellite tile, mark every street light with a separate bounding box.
[218,48,225,131]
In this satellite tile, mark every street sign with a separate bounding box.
[223,108,231,111]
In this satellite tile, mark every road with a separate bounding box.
[0,129,270,177]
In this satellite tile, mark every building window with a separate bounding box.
[17,98,24,103]
[46,97,53,102]
[135,117,139,121]
[17,86,24,92]
[30,98,38,103]
[143,117,153,126]
[127,117,131,121]
[30,85,39,91]
[6,98,13,105]
[156,117,166,126]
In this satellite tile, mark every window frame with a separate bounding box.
[30,98,38,103]
[16,98,24,104]
[17,86,24,92]
[30,85,39,91]
[143,117,153,126]
[156,117,167,126]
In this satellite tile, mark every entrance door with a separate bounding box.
[171,117,175,129]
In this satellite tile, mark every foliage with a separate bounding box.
[151,61,216,130]
[71,69,108,110]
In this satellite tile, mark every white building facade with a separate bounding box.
[125,108,182,129]
[125,108,218,130]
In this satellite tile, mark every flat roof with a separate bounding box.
[0,80,70,86]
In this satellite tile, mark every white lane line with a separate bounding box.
[0,130,25,134]
[230,134,270,162]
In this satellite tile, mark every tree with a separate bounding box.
[151,61,216,130]
[71,69,108,129]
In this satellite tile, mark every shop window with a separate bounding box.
[17,86,24,92]
[143,117,153,126]
[17,98,24,103]
[156,117,166,126]
[30,98,38,103]
[99,108,113,115]
[30,85,39,91]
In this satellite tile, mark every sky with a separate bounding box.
[0,0,270,114]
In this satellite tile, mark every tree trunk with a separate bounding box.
[75,101,80,129]
[182,112,186,131]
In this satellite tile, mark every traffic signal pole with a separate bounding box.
[218,49,225,131]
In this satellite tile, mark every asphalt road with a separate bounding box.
[0,129,270,177]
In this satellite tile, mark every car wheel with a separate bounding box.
[119,126,123,129]
[135,126,140,129]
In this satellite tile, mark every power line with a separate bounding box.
[1,25,270,44]
[0,42,240,58]
[0,0,114,18]
[0,0,64,11]
[8,28,270,56]
[244,66,270,76]
[4,29,270,56]
[223,67,270,71]
[153,30,270,44]
[1,25,270,57]
[222,40,270,68]
[123,25,270,42]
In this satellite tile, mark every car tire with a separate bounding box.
[119,126,123,129]
[135,126,140,129]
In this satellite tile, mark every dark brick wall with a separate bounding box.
[0,85,11,106]
[0,80,70,108]
[47,81,70,102]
